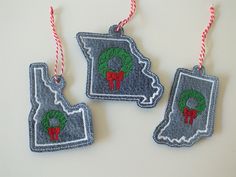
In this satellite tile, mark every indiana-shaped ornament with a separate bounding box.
[153,6,219,147]
[76,25,164,108]
[153,66,219,147]
[29,63,93,152]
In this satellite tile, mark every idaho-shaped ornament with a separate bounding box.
[153,66,219,147]
[76,25,164,108]
[29,63,94,152]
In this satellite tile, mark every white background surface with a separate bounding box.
[0,0,235,177]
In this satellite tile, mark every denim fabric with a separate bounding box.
[76,25,164,108]
[29,63,94,152]
[153,66,219,147]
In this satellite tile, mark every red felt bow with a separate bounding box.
[183,107,197,125]
[48,127,60,141]
[106,71,124,90]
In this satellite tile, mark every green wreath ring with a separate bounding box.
[41,110,67,131]
[178,89,206,114]
[98,47,133,78]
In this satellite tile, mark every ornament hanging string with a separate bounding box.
[50,6,65,81]
[198,5,215,70]
[116,0,136,32]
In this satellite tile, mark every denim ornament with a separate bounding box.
[76,25,164,108]
[29,63,94,152]
[153,66,219,147]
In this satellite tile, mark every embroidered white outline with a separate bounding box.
[79,36,162,105]
[157,72,214,143]
[33,67,88,147]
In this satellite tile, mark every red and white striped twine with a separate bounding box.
[116,0,136,32]
[50,6,65,81]
[198,5,215,70]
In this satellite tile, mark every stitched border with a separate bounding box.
[76,26,164,108]
[29,63,94,152]
[153,66,219,147]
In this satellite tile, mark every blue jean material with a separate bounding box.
[29,63,94,152]
[76,25,164,108]
[153,66,219,147]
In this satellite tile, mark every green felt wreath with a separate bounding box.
[98,47,133,78]
[41,110,67,131]
[178,89,206,114]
